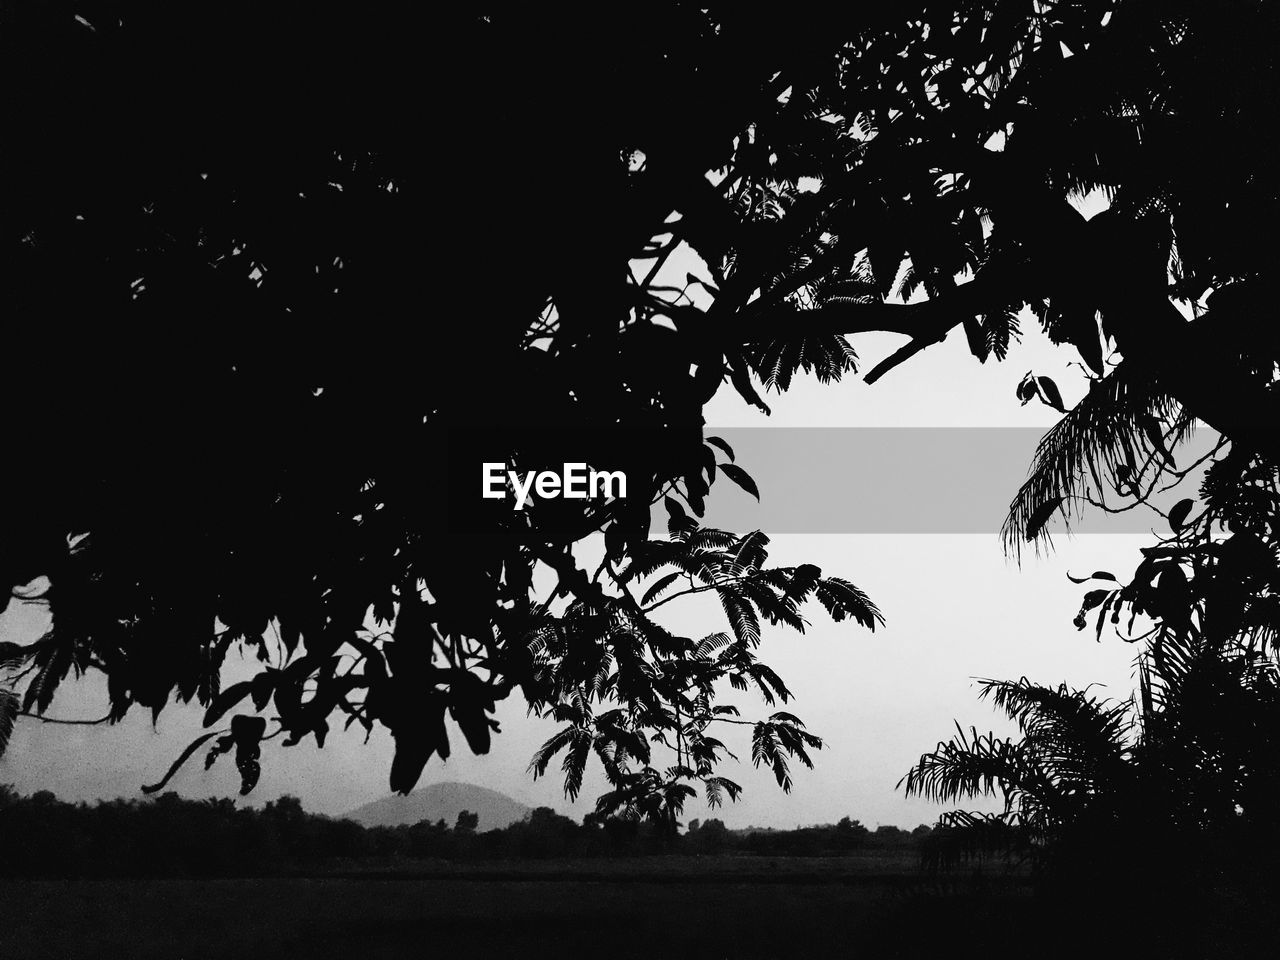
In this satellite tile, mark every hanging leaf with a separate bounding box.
[642,571,684,606]
[1016,373,1037,403]
[1080,589,1111,612]
[718,588,761,647]
[963,316,989,362]
[705,436,735,462]
[1167,498,1194,532]
[449,678,496,756]
[1067,571,1117,584]
[142,731,224,794]
[664,496,696,537]
[705,776,743,808]
[727,352,771,414]
[1139,415,1176,468]
[1095,593,1115,643]
[699,443,717,486]
[205,733,235,770]
[22,637,73,715]
[231,714,267,796]
[685,483,706,517]
[813,577,883,629]
[720,463,760,500]
[1034,376,1067,413]
[203,680,253,728]
[389,694,449,794]
[984,308,1021,362]
[250,670,278,711]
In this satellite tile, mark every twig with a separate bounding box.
[18,711,111,725]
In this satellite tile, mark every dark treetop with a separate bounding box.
[2,3,1278,825]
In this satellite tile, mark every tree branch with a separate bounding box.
[863,329,949,384]
[18,711,111,726]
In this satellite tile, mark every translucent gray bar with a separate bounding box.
[691,427,1217,535]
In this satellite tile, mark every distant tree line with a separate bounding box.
[0,785,932,877]
[684,816,932,858]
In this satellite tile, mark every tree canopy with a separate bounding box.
[2,2,1278,822]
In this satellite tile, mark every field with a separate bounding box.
[0,857,1032,959]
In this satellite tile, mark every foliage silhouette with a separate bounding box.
[2,2,1279,830]
[905,419,1280,945]
[0,5,886,812]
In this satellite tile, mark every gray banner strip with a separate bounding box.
[690,427,1216,534]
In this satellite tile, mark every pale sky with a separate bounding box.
[0,319,1151,829]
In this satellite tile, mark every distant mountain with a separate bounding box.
[344,782,532,831]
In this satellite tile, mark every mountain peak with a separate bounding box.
[344,781,532,830]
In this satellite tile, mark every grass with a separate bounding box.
[0,857,1031,959]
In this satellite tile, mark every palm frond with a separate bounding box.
[978,678,1133,754]
[1002,362,1187,553]
[813,577,884,629]
[900,723,1030,807]
[745,333,858,392]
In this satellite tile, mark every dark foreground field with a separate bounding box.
[0,857,1034,959]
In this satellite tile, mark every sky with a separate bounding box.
[0,316,1157,830]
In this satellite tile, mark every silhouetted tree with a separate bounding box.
[3,3,1279,831]
[691,817,730,853]
[905,648,1280,946]
[903,679,1133,860]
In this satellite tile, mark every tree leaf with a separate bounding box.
[1139,416,1176,468]
[203,680,253,728]
[1080,589,1111,612]
[664,496,697,537]
[1168,498,1194,532]
[642,571,683,606]
[1024,496,1065,542]
[0,642,31,670]
[1016,373,1037,403]
[719,463,760,500]
[250,670,278,711]
[231,714,267,796]
[22,636,72,715]
[727,353,771,414]
[205,733,234,770]
[705,436,735,462]
[813,577,883,629]
[963,316,989,361]
[718,587,761,647]
[142,731,224,794]
[0,687,18,760]
[1067,570,1117,584]
[1035,376,1067,413]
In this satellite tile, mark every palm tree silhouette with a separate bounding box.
[904,630,1280,893]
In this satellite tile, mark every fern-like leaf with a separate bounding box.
[0,687,18,760]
